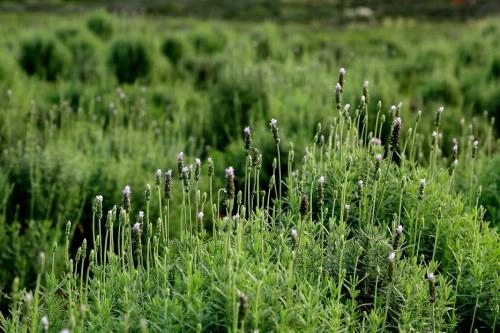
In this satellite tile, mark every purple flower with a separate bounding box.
[388,252,396,263]
[133,222,141,234]
[396,225,403,236]
[225,166,234,178]
[177,152,184,161]
[123,185,131,198]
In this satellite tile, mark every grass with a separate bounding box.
[0,10,499,333]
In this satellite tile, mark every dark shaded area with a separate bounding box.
[1,0,499,22]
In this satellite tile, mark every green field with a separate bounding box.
[0,10,499,332]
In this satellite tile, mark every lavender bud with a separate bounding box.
[164,170,172,199]
[427,272,436,303]
[145,184,151,201]
[155,169,161,187]
[374,154,382,179]
[418,179,426,200]
[291,228,298,248]
[338,67,346,92]
[388,252,396,281]
[390,117,402,166]
[225,166,235,202]
[182,166,190,192]
[396,224,403,237]
[238,291,249,323]
[243,126,252,151]
[318,176,325,207]
[300,194,309,217]
[472,140,478,159]
[122,185,131,212]
[194,158,201,182]
[435,106,444,128]
[95,195,103,220]
[41,316,49,331]
[207,157,214,177]
[133,222,141,235]
[269,119,280,144]
[177,152,184,179]
[362,80,369,102]
[335,82,342,111]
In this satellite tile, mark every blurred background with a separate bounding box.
[0,0,499,21]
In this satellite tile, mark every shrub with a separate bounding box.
[183,55,225,88]
[108,38,152,84]
[86,11,114,40]
[190,27,227,55]
[161,36,187,66]
[57,28,101,82]
[487,54,500,82]
[18,35,71,81]
[208,64,269,149]
[421,77,461,107]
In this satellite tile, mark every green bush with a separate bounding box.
[161,36,187,66]
[183,55,225,88]
[18,35,71,81]
[208,64,269,149]
[108,38,152,84]
[57,28,101,82]
[421,77,461,107]
[190,27,227,55]
[86,11,114,40]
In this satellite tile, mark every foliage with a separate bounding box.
[0,11,499,333]
[161,35,188,66]
[86,10,113,41]
[108,38,152,84]
[18,35,71,81]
